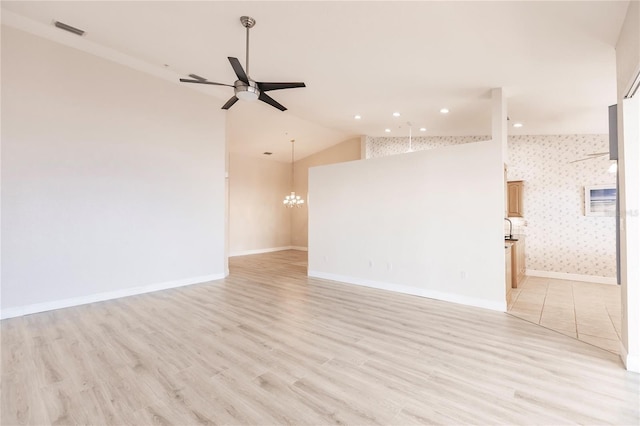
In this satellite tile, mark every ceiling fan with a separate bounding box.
[568,152,609,163]
[179,16,306,111]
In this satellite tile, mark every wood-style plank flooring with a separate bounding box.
[2,250,639,425]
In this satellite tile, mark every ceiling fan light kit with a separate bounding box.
[234,80,259,101]
[179,16,305,111]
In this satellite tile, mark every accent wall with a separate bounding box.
[507,135,616,279]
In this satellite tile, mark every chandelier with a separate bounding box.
[283,139,305,208]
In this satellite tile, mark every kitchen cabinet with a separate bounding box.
[505,244,513,301]
[508,236,526,288]
[507,180,524,217]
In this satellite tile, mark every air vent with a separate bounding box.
[263,152,273,155]
[188,74,207,82]
[53,21,85,36]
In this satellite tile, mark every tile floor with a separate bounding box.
[507,276,621,354]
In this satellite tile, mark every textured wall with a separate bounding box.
[366,134,617,278]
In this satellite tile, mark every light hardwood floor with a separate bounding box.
[2,250,639,425]
[508,276,622,354]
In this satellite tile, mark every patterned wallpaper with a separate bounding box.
[507,135,616,278]
[365,135,490,158]
[365,134,617,278]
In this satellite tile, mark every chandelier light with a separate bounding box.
[283,139,304,208]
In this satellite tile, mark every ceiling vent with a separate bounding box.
[263,152,273,155]
[53,21,85,36]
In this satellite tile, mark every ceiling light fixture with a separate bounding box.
[419,127,427,132]
[354,115,361,120]
[407,122,414,153]
[513,123,523,128]
[440,108,449,114]
[283,139,304,208]
[385,128,391,133]
[393,112,401,117]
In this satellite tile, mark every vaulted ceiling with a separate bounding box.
[1,1,629,161]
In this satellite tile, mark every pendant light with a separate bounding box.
[283,139,304,208]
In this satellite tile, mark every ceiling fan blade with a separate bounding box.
[221,96,239,110]
[179,78,233,87]
[569,156,603,164]
[228,57,249,84]
[257,82,306,92]
[568,152,610,163]
[569,158,594,164]
[258,92,287,111]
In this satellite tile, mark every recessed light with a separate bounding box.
[354,115,361,120]
[385,128,391,133]
[440,108,449,114]
[392,112,401,117]
[513,123,523,128]
[419,127,427,132]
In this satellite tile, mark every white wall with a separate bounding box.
[228,153,292,255]
[1,26,226,317]
[615,0,640,372]
[308,140,505,311]
[292,137,362,248]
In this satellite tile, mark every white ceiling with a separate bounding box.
[1,1,629,162]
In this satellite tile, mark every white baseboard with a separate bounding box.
[620,342,640,373]
[0,273,224,320]
[526,269,617,285]
[229,246,307,257]
[619,341,640,373]
[308,270,506,312]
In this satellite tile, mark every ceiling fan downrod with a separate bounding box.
[240,16,256,78]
